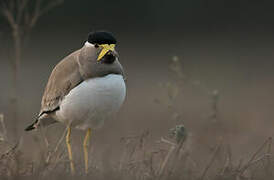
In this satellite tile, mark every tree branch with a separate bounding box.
[40,0,64,16]
[29,0,64,28]
[16,0,29,24]
[1,7,17,29]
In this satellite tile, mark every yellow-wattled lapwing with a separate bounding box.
[25,31,126,174]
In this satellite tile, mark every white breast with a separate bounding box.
[55,74,126,130]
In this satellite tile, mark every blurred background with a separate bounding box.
[0,0,274,170]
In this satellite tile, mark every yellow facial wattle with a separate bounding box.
[97,44,116,61]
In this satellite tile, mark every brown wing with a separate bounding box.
[39,49,83,117]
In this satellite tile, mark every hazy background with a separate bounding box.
[1,0,274,163]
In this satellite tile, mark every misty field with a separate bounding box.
[0,57,273,180]
[1,1,274,179]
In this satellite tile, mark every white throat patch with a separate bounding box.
[85,41,94,47]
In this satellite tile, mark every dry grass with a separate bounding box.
[0,126,273,180]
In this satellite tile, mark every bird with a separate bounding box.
[25,31,126,175]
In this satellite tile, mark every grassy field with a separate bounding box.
[0,57,273,180]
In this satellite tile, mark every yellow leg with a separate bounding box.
[83,128,92,174]
[66,126,75,175]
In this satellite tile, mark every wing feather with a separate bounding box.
[39,49,83,116]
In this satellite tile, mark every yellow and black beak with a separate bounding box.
[97,44,116,61]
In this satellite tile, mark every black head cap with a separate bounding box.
[88,31,117,45]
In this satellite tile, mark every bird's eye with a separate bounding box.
[94,44,99,48]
